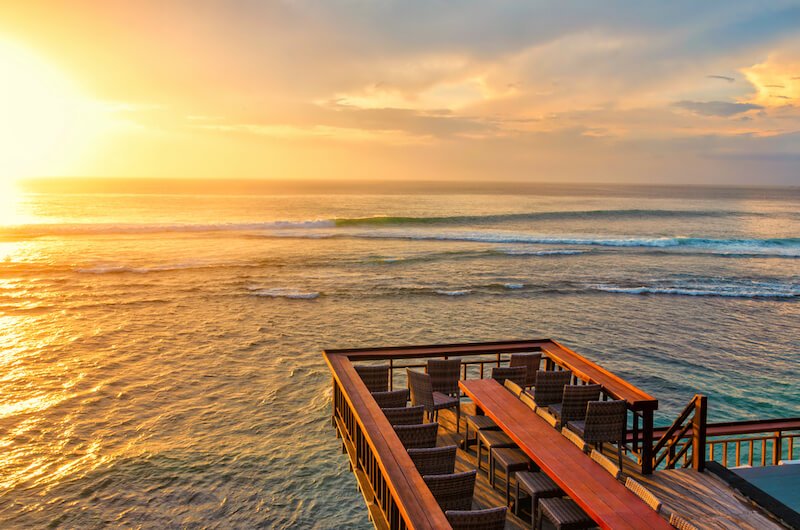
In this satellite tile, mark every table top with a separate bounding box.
[460,378,672,530]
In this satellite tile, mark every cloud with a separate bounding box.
[707,75,735,82]
[672,100,763,116]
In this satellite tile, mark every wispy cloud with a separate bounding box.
[707,75,735,82]
[672,100,763,117]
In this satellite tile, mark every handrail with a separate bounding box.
[649,417,800,469]
[652,394,707,471]
[325,352,450,529]
[652,396,698,455]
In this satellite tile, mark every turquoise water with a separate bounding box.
[0,184,797,528]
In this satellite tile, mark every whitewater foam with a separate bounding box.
[247,287,320,299]
[591,284,798,299]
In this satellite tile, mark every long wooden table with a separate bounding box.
[460,379,672,530]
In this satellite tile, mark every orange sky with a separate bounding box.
[1,2,799,185]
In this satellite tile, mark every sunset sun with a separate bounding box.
[0,39,109,181]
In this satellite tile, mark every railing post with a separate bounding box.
[692,395,708,472]
[773,431,782,465]
[641,409,654,474]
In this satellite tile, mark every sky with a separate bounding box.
[0,1,799,186]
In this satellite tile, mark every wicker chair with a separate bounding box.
[566,399,627,469]
[464,414,498,454]
[423,470,477,512]
[354,364,389,392]
[428,358,462,397]
[382,405,425,426]
[504,378,524,396]
[407,369,460,431]
[529,370,573,407]
[536,497,594,530]
[669,511,699,530]
[548,384,602,427]
[625,477,662,513]
[489,447,530,505]
[446,507,507,530]
[561,426,588,452]
[477,429,515,473]
[372,389,409,408]
[590,448,621,480]
[408,445,457,475]
[393,422,439,449]
[510,352,542,388]
[491,366,527,387]
[520,391,537,411]
[515,470,563,521]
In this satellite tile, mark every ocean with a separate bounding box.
[0,183,797,528]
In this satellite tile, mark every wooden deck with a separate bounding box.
[628,466,788,529]
[435,406,790,530]
[326,340,796,529]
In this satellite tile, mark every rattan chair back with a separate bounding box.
[669,511,699,530]
[445,507,507,530]
[354,364,389,392]
[560,384,602,423]
[382,405,424,426]
[393,422,439,449]
[423,470,477,512]
[519,391,537,411]
[371,389,409,408]
[407,369,435,411]
[532,370,572,406]
[583,400,627,444]
[510,352,542,387]
[491,366,527,387]
[427,358,462,396]
[625,477,662,513]
[590,449,621,480]
[408,445,457,475]
[561,426,588,452]
[503,379,523,396]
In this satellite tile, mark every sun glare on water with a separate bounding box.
[0,38,111,184]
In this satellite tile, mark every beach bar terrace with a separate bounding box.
[324,339,799,529]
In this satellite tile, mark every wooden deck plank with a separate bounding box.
[628,467,789,530]
[461,378,672,530]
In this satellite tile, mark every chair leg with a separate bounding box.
[617,443,623,472]
[505,468,511,507]
[456,404,460,433]
[477,438,483,472]
[489,451,495,487]
[514,480,520,516]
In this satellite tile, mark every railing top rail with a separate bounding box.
[652,417,800,438]
[325,339,549,359]
[325,351,450,530]
[541,340,658,410]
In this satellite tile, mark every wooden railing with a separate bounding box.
[326,351,450,530]
[651,417,800,469]
[651,394,708,471]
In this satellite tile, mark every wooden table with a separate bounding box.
[460,378,672,530]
